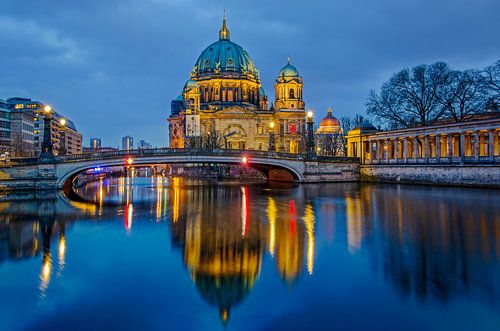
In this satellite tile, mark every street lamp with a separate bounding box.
[305,111,316,155]
[268,121,276,152]
[40,105,54,158]
[58,118,67,155]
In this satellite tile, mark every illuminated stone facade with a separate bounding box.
[168,18,307,153]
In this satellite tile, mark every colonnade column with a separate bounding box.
[413,136,418,162]
[436,135,441,162]
[473,131,479,161]
[403,138,408,162]
[424,135,429,163]
[394,139,399,162]
[447,134,453,160]
[489,130,495,162]
[460,132,466,162]
[385,139,389,163]
[376,140,381,162]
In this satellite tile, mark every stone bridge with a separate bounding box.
[0,148,360,191]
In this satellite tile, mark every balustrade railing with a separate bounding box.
[3,148,359,166]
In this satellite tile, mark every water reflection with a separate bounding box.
[0,178,498,328]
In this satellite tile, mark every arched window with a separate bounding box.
[289,89,295,98]
[204,59,210,68]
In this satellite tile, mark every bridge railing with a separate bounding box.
[3,148,359,166]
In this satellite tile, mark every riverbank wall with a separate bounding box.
[360,164,500,188]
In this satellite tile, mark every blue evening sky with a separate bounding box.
[0,0,499,147]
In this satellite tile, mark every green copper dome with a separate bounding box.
[278,60,300,78]
[191,18,259,79]
[183,79,199,91]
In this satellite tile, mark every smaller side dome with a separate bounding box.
[278,58,300,78]
[316,107,341,134]
[183,79,199,91]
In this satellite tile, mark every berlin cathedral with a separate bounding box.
[168,17,322,153]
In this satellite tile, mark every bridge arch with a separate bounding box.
[55,153,305,189]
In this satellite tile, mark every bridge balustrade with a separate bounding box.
[2,148,359,167]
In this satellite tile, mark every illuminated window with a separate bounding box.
[257,125,263,135]
[15,104,24,109]
[289,123,296,134]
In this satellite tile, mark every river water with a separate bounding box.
[0,177,499,331]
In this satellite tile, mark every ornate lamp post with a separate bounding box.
[58,118,67,155]
[306,111,316,155]
[268,121,276,152]
[40,105,54,159]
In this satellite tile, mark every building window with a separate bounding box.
[289,89,295,98]
[257,125,263,135]
[289,123,296,134]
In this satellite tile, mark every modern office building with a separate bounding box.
[6,98,36,157]
[89,137,102,150]
[0,99,11,148]
[4,97,82,156]
[137,139,152,149]
[122,135,133,151]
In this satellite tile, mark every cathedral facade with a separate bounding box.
[168,17,307,153]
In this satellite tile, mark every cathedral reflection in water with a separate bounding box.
[0,177,498,323]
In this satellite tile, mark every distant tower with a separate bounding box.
[274,58,304,110]
[90,137,101,150]
[259,87,268,110]
[182,80,201,113]
[122,135,133,151]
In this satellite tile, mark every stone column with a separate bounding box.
[436,135,441,162]
[376,140,380,162]
[473,131,479,161]
[424,135,429,163]
[460,132,466,162]
[413,136,418,162]
[447,134,453,160]
[385,139,390,163]
[489,130,495,162]
[394,139,399,162]
[403,137,408,163]
[367,140,371,163]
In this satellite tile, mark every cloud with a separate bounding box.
[0,16,86,64]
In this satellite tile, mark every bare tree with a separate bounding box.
[10,132,25,157]
[440,69,488,122]
[483,60,500,97]
[367,62,452,128]
[316,134,344,156]
[201,127,225,149]
[340,116,352,136]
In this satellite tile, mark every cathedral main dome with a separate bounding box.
[191,18,259,80]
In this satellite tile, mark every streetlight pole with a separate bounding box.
[40,105,54,159]
[306,111,316,156]
[58,118,67,155]
[268,121,276,152]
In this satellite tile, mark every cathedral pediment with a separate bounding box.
[217,106,256,115]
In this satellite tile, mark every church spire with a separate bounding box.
[219,12,230,40]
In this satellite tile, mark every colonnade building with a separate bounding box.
[346,113,500,164]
